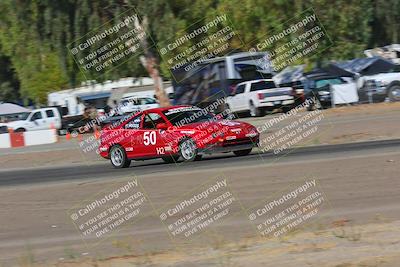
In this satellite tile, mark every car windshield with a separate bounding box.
[250,81,277,91]
[19,112,30,120]
[141,98,157,104]
[120,98,136,106]
[315,78,343,88]
[163,108,214,126]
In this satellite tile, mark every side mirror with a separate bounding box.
[156,122,168,130]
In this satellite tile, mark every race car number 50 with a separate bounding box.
[144,131,157,145]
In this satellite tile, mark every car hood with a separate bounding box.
[2,120,27,128]
[176,120,256,132]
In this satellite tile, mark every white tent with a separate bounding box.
[0,103,31,115]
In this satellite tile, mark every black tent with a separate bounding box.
[332,57,396,76]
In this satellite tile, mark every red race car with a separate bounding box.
[99,106,259,168]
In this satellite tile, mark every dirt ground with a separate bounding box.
[2,144,400,267]
[1,102,399,170]
[1,102,400,267]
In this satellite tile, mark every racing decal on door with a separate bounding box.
[143,131,157,146]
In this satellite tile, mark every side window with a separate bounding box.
[141,98,156,105]
[124,114,142,129]
[45,110,55,118]
[142,112,166,129]
[235,84,245,94]
[30,111,42,121]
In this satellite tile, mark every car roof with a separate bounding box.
[121,96,154,100]
[237,79,274,86]
[144,105,193,113]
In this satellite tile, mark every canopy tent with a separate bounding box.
[273,65,306,85]
[307,65,354,78]
[332,57,396,76]
[0,103,30,116]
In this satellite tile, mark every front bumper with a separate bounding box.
[199,137,259,154]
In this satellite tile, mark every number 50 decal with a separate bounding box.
[143,131,156,145]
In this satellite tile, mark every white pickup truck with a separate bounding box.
[2,107,62,132]
[358,72,400,102]
[226,79,295,117]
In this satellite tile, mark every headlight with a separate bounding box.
[318,91,330,96]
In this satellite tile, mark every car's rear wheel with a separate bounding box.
[162,155,180,163]
[179,138,198,162]
[281,106,293,113]
[249,102,265,117]
[233,148,252,156]
[110,145,131,168]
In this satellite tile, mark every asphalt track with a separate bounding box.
[1,138,399,186]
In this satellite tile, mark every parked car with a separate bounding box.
[225,79,295,117]
[3,107,62,132]
[359,72,400,102]
[300,74,350,110]
[118,96,159,114]
[332,57,400,103]
[99,106,260,168]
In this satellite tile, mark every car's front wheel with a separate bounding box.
[110,145,131,168]
[233,148,252,156]
[179,138,198,162]
[388,83,400,101]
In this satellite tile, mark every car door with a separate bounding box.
[44,109,60,129]
[139,112,169,157]
[122,113,145,158]
[28,111,46,130]
[235,83,248,111]
[229,84,246,112]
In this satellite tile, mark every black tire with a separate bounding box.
[179,138,198,162]
[306,97,322,111]
[281,106,292,113]
[14,128,26,132]
[109,145,131,168]
[194,155,203,161]
[249,101,265,117]
[388,84,400,101]
[162,155,180,163]
[306,102,314,111]
[233,148,252,156]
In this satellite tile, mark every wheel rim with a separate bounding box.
[391,86,400,100]
[111,147,124,166]
[250,103,256,116]
[181,140,196,160]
